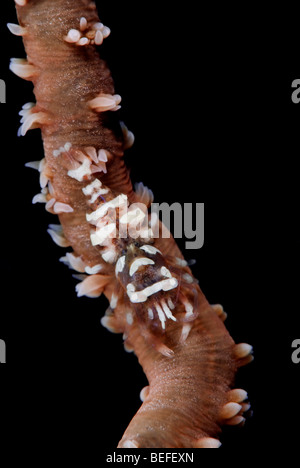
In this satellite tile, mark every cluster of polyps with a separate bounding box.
[25,145,73,215]
[64,17,110,47]
[17,102,48,137]
[25,141,73,215]
[66,147,109,182]
[26,139,109,214]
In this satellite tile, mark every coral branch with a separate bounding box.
[11,0,252,448]
[118,302,239,448]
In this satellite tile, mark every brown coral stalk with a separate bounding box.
[11,0,252,448]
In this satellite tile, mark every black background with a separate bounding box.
[0,0,299,456]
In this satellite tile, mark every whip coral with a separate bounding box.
[9,0,253,448]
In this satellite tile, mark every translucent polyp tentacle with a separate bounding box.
[9,58,37,80]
